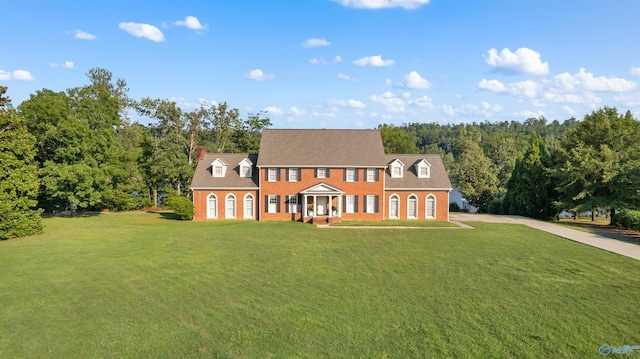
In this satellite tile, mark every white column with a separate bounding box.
[303,195,308,217]
[338,195,342,217]
[313,195,317,217]
[328,195,332,217]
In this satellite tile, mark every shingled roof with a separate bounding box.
[190,153,259,189]
[384,154,453,189]
[256,129,388,167]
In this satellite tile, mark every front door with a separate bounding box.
[316,196,328,215]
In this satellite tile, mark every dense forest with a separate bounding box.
[1,68,639,238]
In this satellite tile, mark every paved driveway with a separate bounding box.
[450,213,640,261]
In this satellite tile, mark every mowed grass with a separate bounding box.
[332,219,458,227]
[1,212,639,358]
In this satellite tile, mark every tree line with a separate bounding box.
[1,67,638,238]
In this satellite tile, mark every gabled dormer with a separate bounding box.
[211,158,228,177]
[389,159,404,178]
[238,158,253,178]
[414,159,431,178]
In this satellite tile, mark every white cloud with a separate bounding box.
[0,69,35,81]
[302,38,331,48]
[74,29,97,40]
[477,78,506,92]
[410,95,434,108]
[329,99,366,109]
[309,58,323,65]
[332,0,430,10]
[246,68,274,81]
[333,56,342,63]
[175,16,207,30]
[614,93,640,108]
[562,105,577,116]
[632,67,640,76]
[369,91,405,112]
[515,110,546,119]
[508,80,538,98]
[264,106,283,115]
[544,92,601,105]
[484,47,549,75]
[338,73,352,80]
[290,106,306,115]
[481,101,503,112]
[119,22,165,42]
[50,61,75,69]
[553,68,636,92]
[402,92,411,98]
[353,55,395,67]
[404,71,431,89]
[442,105,455,116]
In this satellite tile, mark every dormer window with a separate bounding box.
[211,158,228,178]
[238,158,253,178]
[414,159,431,178]
[389,159,404,178]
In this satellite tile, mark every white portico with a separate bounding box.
[300,183,344,218]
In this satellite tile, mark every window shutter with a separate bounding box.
[277,168,281,181]
[286,168,290,181]
[363,195,368,213]
[265,195,269,212]
[354,169,359,182]
[326,168,330,178]
[375,169,379,182]
[276,195,281,213]
[375,196,379,213]
[314,168,318,178]
[343,196,346,212]
[285,195,289,213]
[354,196,359,213]
[343,169,347,182]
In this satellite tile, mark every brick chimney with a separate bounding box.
[195,147,208,164]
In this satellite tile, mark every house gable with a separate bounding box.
[211,158,228,177]
[413,159,431,178]
[238,158,253,178]
[388,158,405,178]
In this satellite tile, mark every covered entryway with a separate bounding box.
[300,183,344,224]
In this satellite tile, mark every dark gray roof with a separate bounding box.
[256,129,387,167]
[384,154,452,190]
[190,153,259,189]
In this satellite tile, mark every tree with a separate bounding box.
[0,86,43,239]
[452,127,498,212]
[378,124,419,154]
[552,107,640,223]
[209,102,241,153]
[232,111,272,153]
[503,133,556,219]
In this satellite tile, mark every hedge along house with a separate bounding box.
[190,129,453,223]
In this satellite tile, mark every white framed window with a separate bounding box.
[392,166,402,178]
[287,195,299,213]
[365,195,377,213]
[345,195,356,213]
[288,168,300,182]
[419,166,430,178]
[426,194,436,219]
[389,195,399,219]
[244,194,254,219]
[207,194,217,219]
[316,168,327,178]
[345,168,356,182]
[267,194,279,213]
[214,166,223,176]
[225,194,236,219]
[268,168,278,182]
[407,195,418,219]
[366,168,376,182]
[240,165,252,178]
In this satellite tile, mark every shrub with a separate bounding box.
[488,198,504,214]
[165,195,194,220]
[612,210,640,231]
[449,202,461,212]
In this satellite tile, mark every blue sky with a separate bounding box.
[1,0,639,128]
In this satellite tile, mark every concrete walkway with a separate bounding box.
[450,213,640,261]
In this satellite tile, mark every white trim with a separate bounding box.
[425,194,436,219]
[243,193,254,219]
[257,165,386,168]
[388,194,399,219]
[206,193,218,219]
[288,168,300,182]
[407,194,418,219]
[267,194,278,213]
[384,187,453,191]
[225,193,236,219]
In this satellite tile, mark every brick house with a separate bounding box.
[190,129,452,223]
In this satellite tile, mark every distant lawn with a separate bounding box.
[332,219,459,227]
[1,212,639,358]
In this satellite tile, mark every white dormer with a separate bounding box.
[238,158,253,178]
[389,159,404,178]
[414,159,431,178]
[211,158,228,177]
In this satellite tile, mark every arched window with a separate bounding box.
[225,194,236,219]
[426,194,436,219]
[407,195,418,219]
[389,194,399,219]
[207,194,217,219]
[244,194,254,219]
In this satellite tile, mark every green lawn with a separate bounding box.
[332,219,459,227]
[1,212,639,358]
